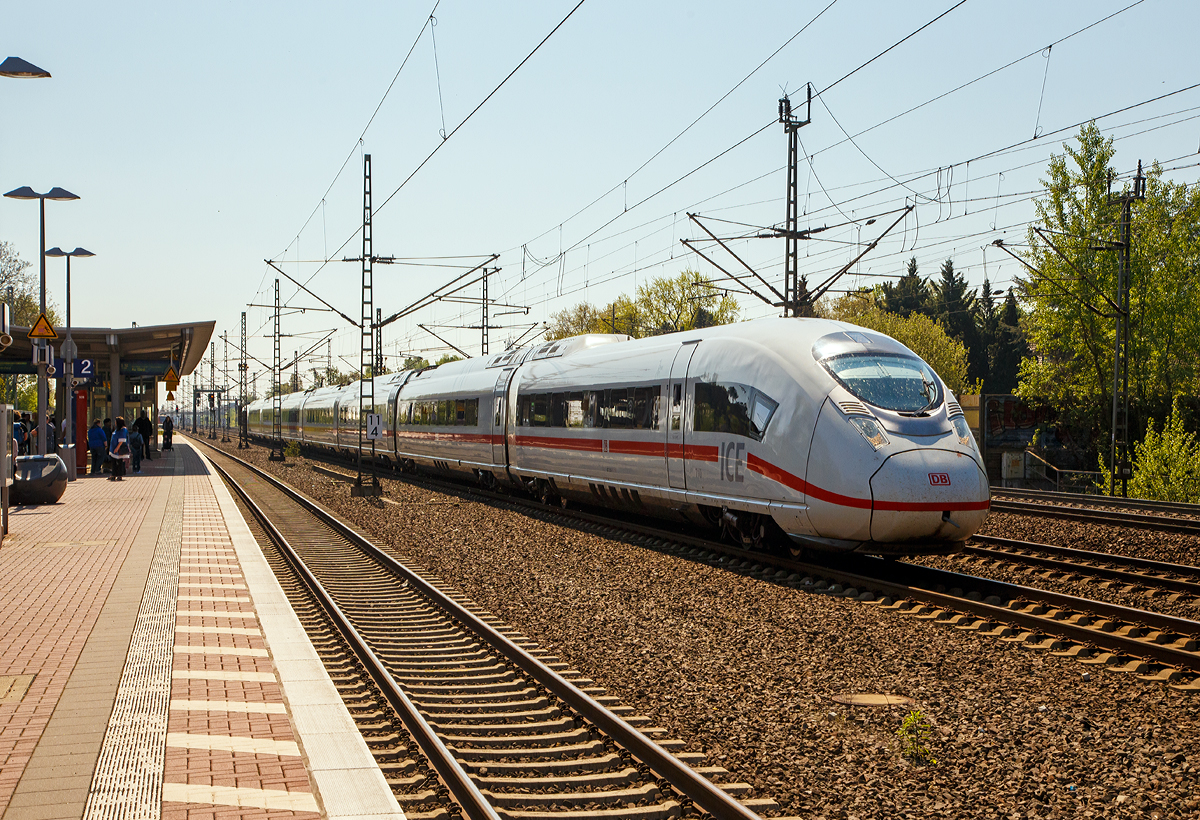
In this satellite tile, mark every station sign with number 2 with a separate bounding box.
[365,413,383,440]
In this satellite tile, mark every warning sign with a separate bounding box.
[163,365,179,384]
[167,391,175,401]
[27,314,57,340]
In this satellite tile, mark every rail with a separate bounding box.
[200,438,764,820]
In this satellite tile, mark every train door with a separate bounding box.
[666,342,698,489]
[491,368,513,466]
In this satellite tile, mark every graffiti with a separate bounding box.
[984,394,1054,449]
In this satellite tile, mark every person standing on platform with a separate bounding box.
[102,417,113,472]
[87,419,107,475]
[133,411,154,460]
[162,415,174,450]
[14,416,27,456]
[128,424,144,474]
[108,417,130,481]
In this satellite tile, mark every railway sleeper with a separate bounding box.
[374,643,488,657]
[473,766,642,791]
[394,790,444,809]
[378,656,497,670]
[428,716,576,736]
[448,739,607,760]
[378,758,420,775]
[403,810,452,820]
[394,669,518,686]
[481,782,662,808]
[441,728,593,748]
[492,800,683,820]
[404,680,529,696]
[463,752,625,776]
[426,707,563,725]
[1136,667,1185,683]
[416,696,552,714]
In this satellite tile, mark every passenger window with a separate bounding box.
[565,392,586,428]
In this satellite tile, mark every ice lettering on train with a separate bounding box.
[720,441,744,483]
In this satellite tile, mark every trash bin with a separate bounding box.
[12,454,69,505]
[59,443,78,482]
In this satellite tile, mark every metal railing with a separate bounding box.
[1023,449,1103,494]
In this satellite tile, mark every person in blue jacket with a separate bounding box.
[87,419,107,475]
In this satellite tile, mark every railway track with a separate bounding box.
[198,436,1200,699]
[960,534,1200,601]
[200,441,781,820]
[992,486,1200,517]
[989,489,1200,536]
[317,451,1200,688]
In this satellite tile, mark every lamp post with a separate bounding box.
[46,247,94,479]
[0,56,51,78]
[3,186,80,455]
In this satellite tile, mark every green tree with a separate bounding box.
[1,242,62,410]
[1017,123,1200,438]
[634,271,739,335]
[988,289,1027,394]
[544,303,605,340]
[435,354,462,366]
[402,356,430,371]
[880,257,930,318]
[825,295,971,395]
[546,271,739,341]
[930,258,984,386]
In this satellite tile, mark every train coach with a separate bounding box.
[246,316,990,554]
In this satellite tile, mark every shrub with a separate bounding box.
[1127,403,1200,503]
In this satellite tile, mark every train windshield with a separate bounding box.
[820,352,942,414]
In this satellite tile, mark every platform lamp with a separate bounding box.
[46,247,94,480]
[4,186,80,455]
[0,56,51,78]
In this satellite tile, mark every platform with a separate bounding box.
[0,441,404,820]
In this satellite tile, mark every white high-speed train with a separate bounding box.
[247,317,990,554]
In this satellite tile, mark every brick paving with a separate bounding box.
[0,441,401,820]
[0,450,176,818]
[163,448,318,819]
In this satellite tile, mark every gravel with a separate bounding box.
[202,438,1200,819]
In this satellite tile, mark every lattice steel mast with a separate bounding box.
[779,87,812,317]
[353,154,381,495]
[238,311,249,448]
[268,278,285,461]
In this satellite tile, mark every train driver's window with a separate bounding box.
[694,382,776,441]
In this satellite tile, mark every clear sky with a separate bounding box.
[3,0,1197,391]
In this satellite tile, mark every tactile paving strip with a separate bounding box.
[82,457,186,820]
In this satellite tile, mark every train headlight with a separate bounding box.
[849,416,888,450]
[952,415,975,448]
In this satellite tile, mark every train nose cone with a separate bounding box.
[869,450,989,543]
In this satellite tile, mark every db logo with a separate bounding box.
[928,472,951,486]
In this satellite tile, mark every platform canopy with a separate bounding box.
[0,320,215,378]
